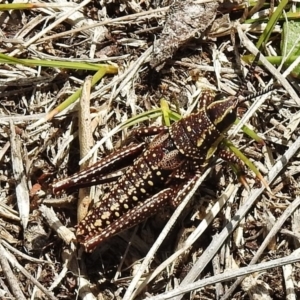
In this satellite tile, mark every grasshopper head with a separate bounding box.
[206,93,240,134]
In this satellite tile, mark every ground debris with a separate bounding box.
[150,0,219,71]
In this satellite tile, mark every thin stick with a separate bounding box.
[0,242,26,300]
[148,249,300,300]
[78,76,94,222]
[171,134,300,300]
[237,24,300,106]
[221,196,300,300]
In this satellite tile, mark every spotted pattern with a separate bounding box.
[52,143,145,193]
[169,90,238,161]
[73,89,243,251]
[82,188,173,252]
[76,133,182,243]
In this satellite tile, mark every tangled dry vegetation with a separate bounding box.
[1,0,300,299]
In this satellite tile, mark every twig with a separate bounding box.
[10,0,93,57]
[0,242,26,300]
[9,121,29,229]
[80,46,153,165]
[221,196,300,299]
[282,264,296,300]
[134,183,238,297]
[237,23,300,106]
[148,249,300,300]
[171,134,300,300]
[38,7,168,43]
[123,169,211,300]
[1,242,59,300]
[1,239,51,264]
[39,205,76,245]
[78,76,94,222]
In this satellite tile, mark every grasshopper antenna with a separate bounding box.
[236,52,278,103]
[236,52,261,98]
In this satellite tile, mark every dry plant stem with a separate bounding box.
[114,226,139,281]
[230,92,271,138]
[52,129,78,166]
[283,264,296,300]
[134,184,237,297]
[38,7,168,43]
[123,169,211,300]
[43,195,75,207]
[148,249,300,300]
[174,60,235,74]
[291,208,300,247]
[0,242,26,300]
[39,205,76,245]
[9,121,29,229]
[221,195,300,300]
[32,265,43,300]
[80,46,153,166]
[237,24,300,106]
[49,262,69,292]
[0,204,20,222]
[169,134,300,300]
[114,46,153,96]
[248,0,266,17]
[78,277,97,300]
[0,242,59,300]
[212,254,224,298]
[1,240,50,264]
[0,276,14,299]
[0,141,10,161]
[18,14,45,41]
[282,50,300,78]
[77,77,96,300]
[78,76,94,222]
[10,0,93,57]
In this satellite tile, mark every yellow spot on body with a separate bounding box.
[124,204,129,209]
[94,219,102,227]
[197,135,205,147]
[148,180,154,186]
[140,188,146,193]
[110,203,120,211]
[115,212,120,217]
[133,196,138,201]
[128,186,136,195]
[156,171,161,176]
[187,126,192,132]
[101,211,111,219]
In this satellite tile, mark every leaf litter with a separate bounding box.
[0,0,300,299]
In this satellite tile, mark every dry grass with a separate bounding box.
[1,0,300,299]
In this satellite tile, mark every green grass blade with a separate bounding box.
[0,53,117,72]
[256,0,289,50]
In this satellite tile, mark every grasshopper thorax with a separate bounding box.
[168,92,240,161]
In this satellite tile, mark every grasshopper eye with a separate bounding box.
[214,93,228,101]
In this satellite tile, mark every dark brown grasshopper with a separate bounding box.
[53,69,271,252]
